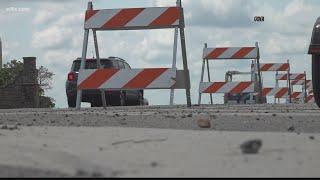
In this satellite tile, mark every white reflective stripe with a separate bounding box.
[203,48,213,59]
[307,85,313,90]
[308,96,315,103]
[125,7,167,27]
[77,69,96,85]
[263,88,288,97]
[306,80,312,89]
[292,92,303,98]
[172,19,179,26]
[291,74,298,80]
[199,82,212,93]
[293,80,305,85]
[99,69,142,89]
[200,82,255,93]
[243,83,255,92]
[270,64,282,71]
[276,74,303,80]
[203,47,257,59]
[215,82,236,93]
[270,63,288,71]
[147,69,176,89]
[271,88,287,96]
[85,9,121,29]
[218,48,239,59]
[244,48,258,59]
[275,74,285,80]
[268,88,278,96]
[291,74,305,80]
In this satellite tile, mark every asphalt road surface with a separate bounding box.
[0,104,319,177]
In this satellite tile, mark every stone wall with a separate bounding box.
[0,57,40,109]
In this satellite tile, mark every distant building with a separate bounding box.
[0,57,39,109]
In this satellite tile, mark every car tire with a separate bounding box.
[143,98,149,106]
[91,97,103,107]
[68,96,76,108]
[120,92,126,106]
[312,55,320,107]
[138,91,144,106]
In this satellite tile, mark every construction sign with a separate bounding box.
[76,1,191,109]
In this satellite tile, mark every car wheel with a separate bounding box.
[91,97,102,107]
[312,55,320,107]
[120,92,126,106]
[67,96,76,108]
[143,98,149,106]
[138,91,144,106]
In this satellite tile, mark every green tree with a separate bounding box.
[0,59,55,108]
[37,65,55,108]
[0,59,23,87]
[38,66,54,95]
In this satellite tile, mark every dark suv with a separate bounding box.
[66,57,144,107]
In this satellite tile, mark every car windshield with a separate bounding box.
[72,59,115,71]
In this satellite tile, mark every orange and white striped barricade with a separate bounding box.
[198,42,262,105]
[277,72,307,103]
[275,72,307,103]
[252,62,290,72]
[276,73,306,81]
[199,81,255,94]
[261,87,290,99]
[309,89,314,95]
[306,94,315,103]
[291,79,313,103]
[302,80,313,95]
[306,80,313,90]
[290,92,304,103]
[305,80,314,96]
[76,0,192,109]
[251,61,291,103]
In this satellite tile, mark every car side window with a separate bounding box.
[112,60,119,69]
[101,60,113,68]
[124,63,131,69]
[117,61,125,69]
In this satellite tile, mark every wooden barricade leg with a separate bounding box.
[170,27,179,105]
[304,71,307,103]
[287,59,292,103]
[76,29,90,109]
[206,59,213,104]
[198,59,206,105]
[93,30,107,108]
[205,43,213,105]
[179,7,192,107]
[255,42,263,104]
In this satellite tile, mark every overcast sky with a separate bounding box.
[0,0,319,107]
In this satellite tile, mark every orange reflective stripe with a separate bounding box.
[203,82,226,93]
[85,10,99,21]
[206,48,228,59]
[102,8,144,28]
[278,63,289,71]
[230,82,252,94]
[149,7,180,27]
[275,88,288,98]
[231,47,255,59]
[123,68,167,89]
[262,88,272,96]
[78,69,119,89]
[260,64,273,71]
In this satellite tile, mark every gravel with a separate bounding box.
[0,104,319,133]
